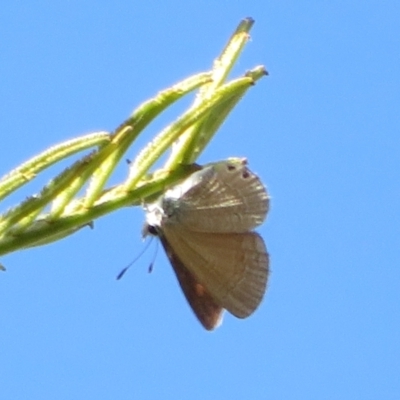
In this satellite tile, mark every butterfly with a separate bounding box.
[143,158,269,330]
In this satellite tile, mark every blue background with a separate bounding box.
[1,2,399,399]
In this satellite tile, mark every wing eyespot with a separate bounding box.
[241,170,250,179]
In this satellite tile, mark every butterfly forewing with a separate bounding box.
[159,235,224,330]
[162,225,269,318]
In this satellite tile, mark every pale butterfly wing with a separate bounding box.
[160,159,269,233]
[160,225,269,320]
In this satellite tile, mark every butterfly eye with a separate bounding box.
[147,225,158,236]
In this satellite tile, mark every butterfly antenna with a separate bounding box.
[116,237,153,280]
[148,239,159,273]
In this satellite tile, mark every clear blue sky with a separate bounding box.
[1,2,399,399]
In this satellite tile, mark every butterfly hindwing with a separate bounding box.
[161,160,269,233]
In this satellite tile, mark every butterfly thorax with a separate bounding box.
[144,196,185,232]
